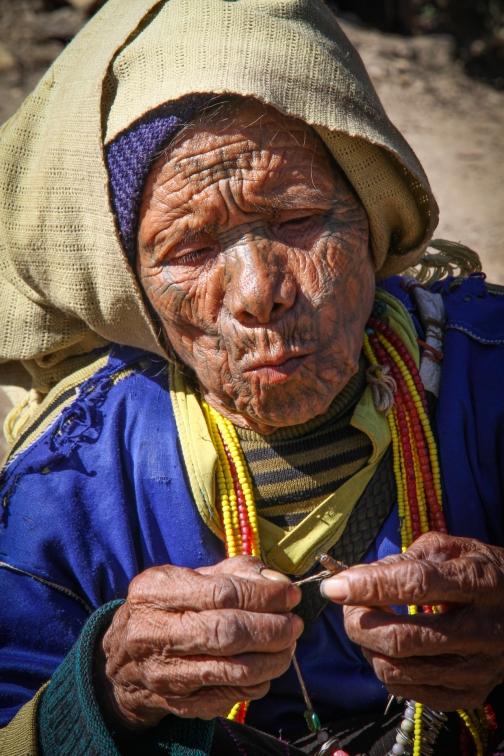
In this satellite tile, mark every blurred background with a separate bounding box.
[0,0,503,457]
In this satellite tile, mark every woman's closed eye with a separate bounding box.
[279,214,317,228]
[172,246,215,264]
[166,235,218,266]
[271,213,323,244]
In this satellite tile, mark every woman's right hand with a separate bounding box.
[96,556,303,730]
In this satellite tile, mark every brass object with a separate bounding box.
[293,554,348,587]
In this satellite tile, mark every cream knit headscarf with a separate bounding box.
[0,0,438,393]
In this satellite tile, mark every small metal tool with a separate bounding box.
[317,553,349,575]
[293,554,348,587]
[295,556,396,615]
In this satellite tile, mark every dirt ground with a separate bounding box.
[341,20,504,284]
[1,5,504,457]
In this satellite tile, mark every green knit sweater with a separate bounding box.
[37,602,214,756]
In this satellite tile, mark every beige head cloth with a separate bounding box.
[0,0,438,392]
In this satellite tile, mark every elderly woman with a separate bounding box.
[1,2,504,755]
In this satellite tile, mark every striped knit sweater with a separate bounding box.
[236,358,371,530]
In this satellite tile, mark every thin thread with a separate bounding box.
[292,654,313,711]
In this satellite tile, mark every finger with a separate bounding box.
[163,681,272,719]
[125,608,303,658]
[331,534,453,573]
[173,682,272,718]
[130,645,296,696]
[113,677,271,724]
[343,605,503,658]
[128,563,301,614]
[320,554,504,607]
[361,649,502,690]
[199,557,295,588]
[399,531,504,566]
[197,556,266,579]
[382,683,490,712]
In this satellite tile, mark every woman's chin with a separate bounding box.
[235,385,336,432]
[205,364,349,432]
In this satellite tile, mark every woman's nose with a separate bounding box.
[225,237,296,325]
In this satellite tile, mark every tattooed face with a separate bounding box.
[137,101,375,434]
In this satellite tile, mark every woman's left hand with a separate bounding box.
[321,532,504,710]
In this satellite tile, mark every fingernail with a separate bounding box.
[292,616,304,637]
[320,575,349,601]
[261,568,292,584]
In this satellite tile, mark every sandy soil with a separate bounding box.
[1,10,504,458]
[341,20,504,283]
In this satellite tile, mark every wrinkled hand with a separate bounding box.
[321,532,504,710]
[97,557,302,730]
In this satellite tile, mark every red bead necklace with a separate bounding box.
[365,306,496,756]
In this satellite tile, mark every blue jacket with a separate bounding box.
[1,274,504,737]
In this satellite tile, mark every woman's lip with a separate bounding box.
[243,354,310,384]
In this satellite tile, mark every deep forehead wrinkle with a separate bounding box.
[158,174,333,231]
[161,146,333,208]
[170,137,314,178]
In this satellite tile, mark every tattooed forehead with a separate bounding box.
[157,141,335,202]
[142,136,356,252]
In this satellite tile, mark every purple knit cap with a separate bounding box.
[105,96,210,263]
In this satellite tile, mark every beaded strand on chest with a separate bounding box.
[202,400,260,560]
[365,306,495,756]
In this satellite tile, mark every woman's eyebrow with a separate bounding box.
[178,223,215,242]
[250,194,332,213]
[147,219,213,263]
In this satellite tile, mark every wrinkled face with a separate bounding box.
[137,101,375,433]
